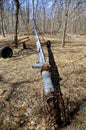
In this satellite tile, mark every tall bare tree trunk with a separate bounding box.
[62,10,68,47]
[61,0,71,47]
[42,0,46,33]
[27,0,30,23]
[0,0,5,37]
[14,0,20,48]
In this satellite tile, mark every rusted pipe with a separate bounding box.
[0,45,13,58]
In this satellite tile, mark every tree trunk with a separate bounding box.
[61,0,71,48]
[0,0,5,37]
[62,11,68,47]
[14,0,20,48]
[42,0,46,33]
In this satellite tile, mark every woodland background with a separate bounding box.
[0,0,86,42]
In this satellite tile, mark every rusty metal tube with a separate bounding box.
[0,45,13,58]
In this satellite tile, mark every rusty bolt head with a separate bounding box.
[41,64,50,72]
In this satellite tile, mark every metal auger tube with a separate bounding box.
[32,18,54,94]
[32,3,66,125]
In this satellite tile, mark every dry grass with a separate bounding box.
[0,33,86,130]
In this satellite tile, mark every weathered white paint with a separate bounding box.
[42,70,54,95]
[33,20,45,64]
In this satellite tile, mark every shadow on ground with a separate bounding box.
[0,74,40,101]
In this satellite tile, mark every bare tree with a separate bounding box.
[0,0,5,37]
[41,0,46,33]
[61,1,70,47]
[0,0,86,41]
[14,0,20,48]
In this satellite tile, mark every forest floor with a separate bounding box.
[0,33,86,130]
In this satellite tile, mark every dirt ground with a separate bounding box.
[0,34,86,130]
